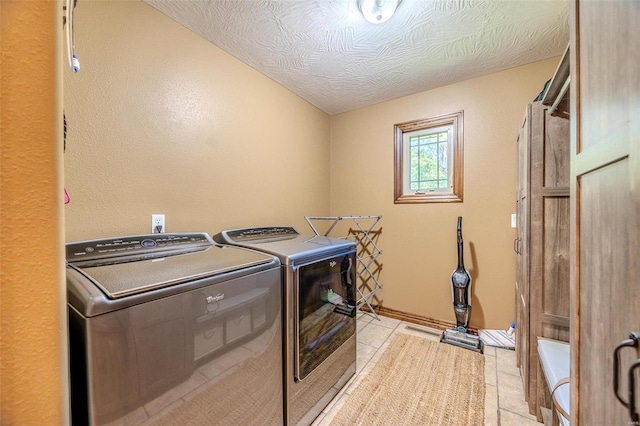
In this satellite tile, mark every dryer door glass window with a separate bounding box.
[296,253,356,380]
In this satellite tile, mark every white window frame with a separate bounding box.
[402,124,453,194]
[394,111,464,204]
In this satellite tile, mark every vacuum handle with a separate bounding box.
[456,216,464,267]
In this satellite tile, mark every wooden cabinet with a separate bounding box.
[569,1,640,424]
[515,101,570,419]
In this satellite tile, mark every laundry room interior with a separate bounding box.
[2,1,638,426]
[63,0,547,332]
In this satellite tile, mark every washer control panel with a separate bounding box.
[66,233,213,263]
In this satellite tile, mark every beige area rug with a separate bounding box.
[331,333,485,426]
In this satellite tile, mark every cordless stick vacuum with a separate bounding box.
[440,217,484,354]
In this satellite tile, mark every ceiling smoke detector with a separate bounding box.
[358,0,402,24]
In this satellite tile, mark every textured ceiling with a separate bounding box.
[145,0,569,115]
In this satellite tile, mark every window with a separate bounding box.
[394,111,463,203]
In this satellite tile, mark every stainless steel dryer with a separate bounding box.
[66,233,283,425]
[213,227,357,426]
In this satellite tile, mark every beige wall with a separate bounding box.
[1,1,67,424]
[64,1,330,241]
[329,58,559,329]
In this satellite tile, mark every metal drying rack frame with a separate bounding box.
[304,215,383,320]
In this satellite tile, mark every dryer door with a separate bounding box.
[295,252,356,381]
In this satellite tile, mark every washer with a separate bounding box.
[213,226,357,425]
[66,233,283,425]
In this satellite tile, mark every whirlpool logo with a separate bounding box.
[206,293,225,304]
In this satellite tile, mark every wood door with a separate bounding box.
[570,1,640,424]
[516,106,530,387]
[529,103,571,419]
[538,109,570,344]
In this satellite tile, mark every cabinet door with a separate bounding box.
[515,106,530,386]
[570,1,640,424]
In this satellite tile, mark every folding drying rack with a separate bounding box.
[304,215,383,320]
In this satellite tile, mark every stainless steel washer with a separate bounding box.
[66,233,283,425]
[213,227,357,426]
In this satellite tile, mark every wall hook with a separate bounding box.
[63,0,80,72]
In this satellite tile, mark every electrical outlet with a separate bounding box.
[152,214,165,233]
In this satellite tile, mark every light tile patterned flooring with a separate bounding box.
[312,312,541,426]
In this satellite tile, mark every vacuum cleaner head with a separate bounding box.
[440,328,484,354]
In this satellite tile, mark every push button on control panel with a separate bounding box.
[141,239,156,248]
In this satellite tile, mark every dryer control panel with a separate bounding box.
[222,227,299,243]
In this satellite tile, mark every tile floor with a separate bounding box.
[312,312,541,426]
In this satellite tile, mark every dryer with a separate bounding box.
[213,227,357,425]
[66,233,283,425]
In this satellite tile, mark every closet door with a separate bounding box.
[570,1,640,424]
[515,106,530,386]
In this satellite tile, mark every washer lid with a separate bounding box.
[69,244,274,299]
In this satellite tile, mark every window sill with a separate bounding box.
[394,192,463,204]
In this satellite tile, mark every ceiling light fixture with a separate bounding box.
[358,0,401,24]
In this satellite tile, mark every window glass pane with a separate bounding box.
[410,144,419,190]
[408,131,449,191]
[438,141,448,186]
